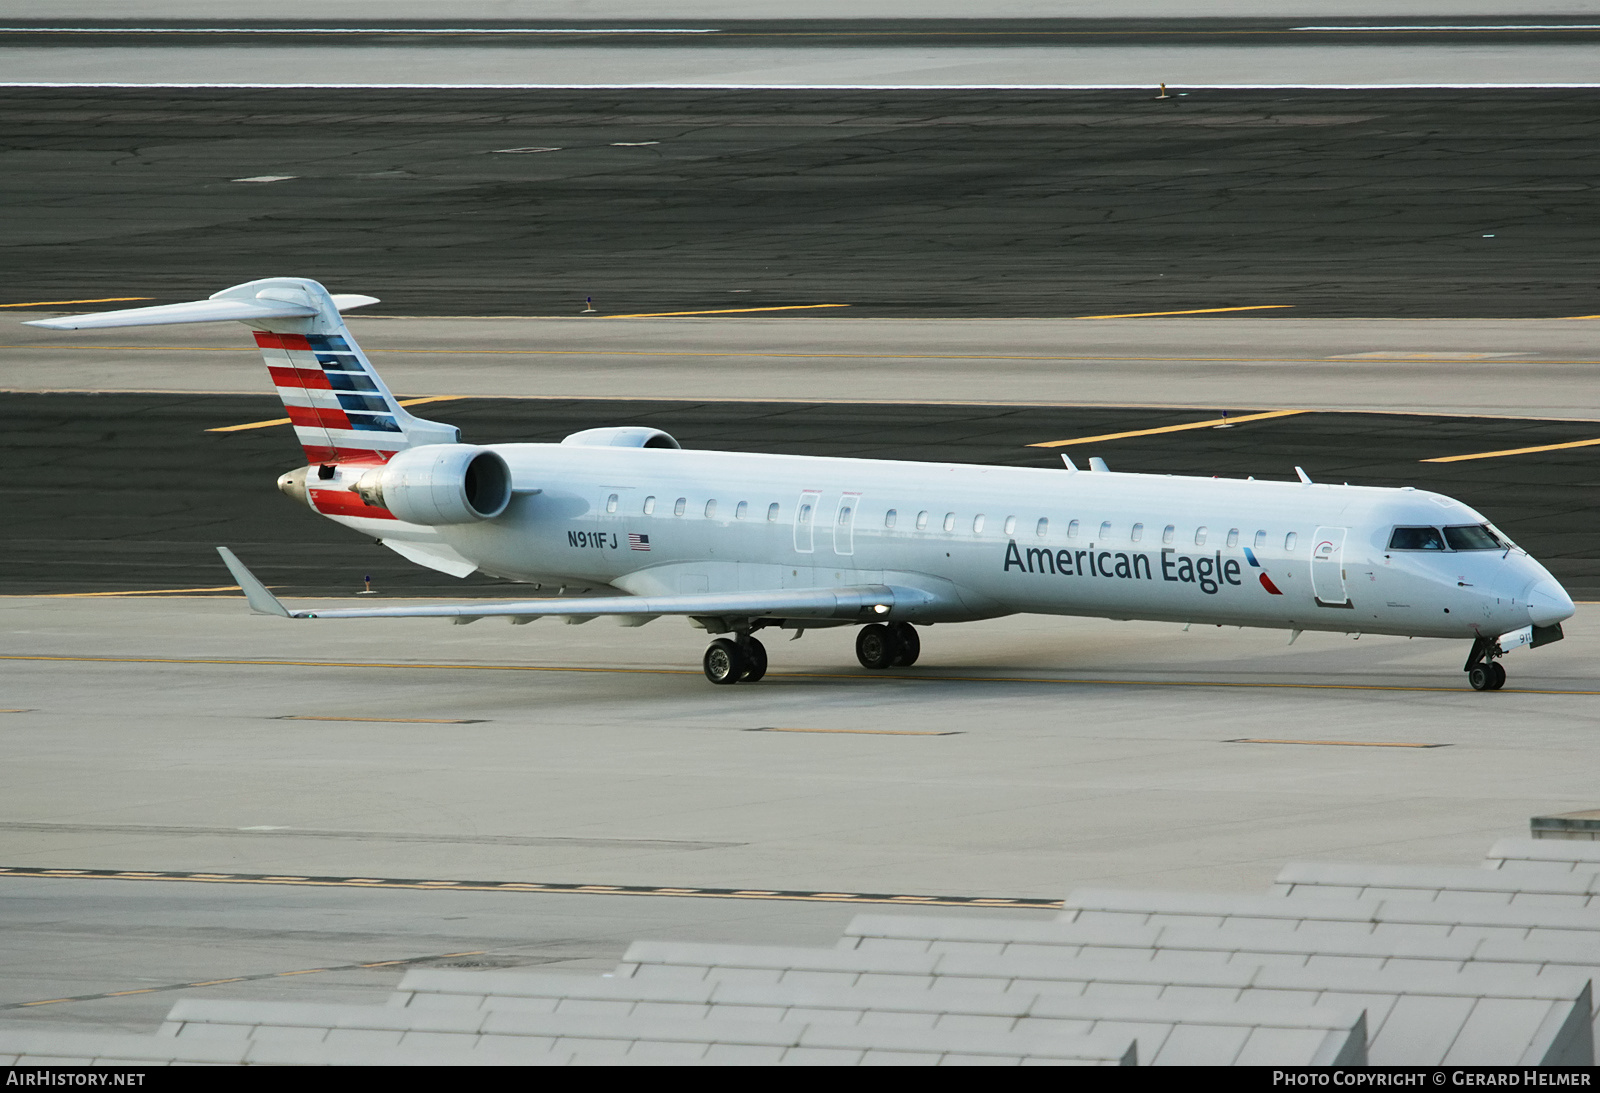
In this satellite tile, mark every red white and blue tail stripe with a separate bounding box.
[256,329,409,466]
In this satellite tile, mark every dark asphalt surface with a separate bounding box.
[4,393,1596,598]
[3,89,1598,319]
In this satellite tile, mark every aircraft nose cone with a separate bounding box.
[1527,580,1575,627]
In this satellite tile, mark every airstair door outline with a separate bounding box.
[794,490,822,554]
[1311,526,1353,608]
[833,492,861,556]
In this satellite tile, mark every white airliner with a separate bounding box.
[30,278,1575,690]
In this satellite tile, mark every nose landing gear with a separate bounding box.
[1464,637,1508,691]
[855,622,921,670]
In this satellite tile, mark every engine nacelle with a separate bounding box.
[350,444,512,525]
[560,426,680,449]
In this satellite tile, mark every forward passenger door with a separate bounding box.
[1311,526,1352,608]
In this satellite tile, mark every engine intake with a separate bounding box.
[351,445,512,525]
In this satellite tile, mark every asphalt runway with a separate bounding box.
[4,392,1598,598]
[3,88,1599,318]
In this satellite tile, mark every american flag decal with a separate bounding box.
[628,533,650,551]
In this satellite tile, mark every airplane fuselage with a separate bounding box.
[323,445,1566,642]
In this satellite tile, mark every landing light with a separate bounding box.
[873,604,890,614]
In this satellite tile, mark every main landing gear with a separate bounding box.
[702,635,767,685]
[700,622,922,683]
[855,622,920,670]
[1464,636,1508,692]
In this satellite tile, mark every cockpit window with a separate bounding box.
[1389,526,1446,551]
[1444,524,1504,551]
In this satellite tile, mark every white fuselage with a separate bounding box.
[325,444,1570,641]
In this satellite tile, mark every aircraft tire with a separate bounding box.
[855,624,896,669]
[1489,661,1507,690]
[704,638,746,685]
[1467,664,1493,691]
[888,622,920,667]
[741,637,768,682]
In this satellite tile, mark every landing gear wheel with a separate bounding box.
[703,638,747,685]
[740,637,768,682]
[1489,661,1507,690]
[887,622,920,667]
[1467,664,1493,691]
[856,624,896,669]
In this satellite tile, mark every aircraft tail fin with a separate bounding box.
[25,277,459,466]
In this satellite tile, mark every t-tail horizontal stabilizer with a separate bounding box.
[23,292,379,330]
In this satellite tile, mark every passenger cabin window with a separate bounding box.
[1226,528,1239,547]
[916,510,929,530]
[1388,526,1446,551]
[643,496,656,515]
[1036,518,1048,537]
[798,503,813,524]
[1162,525,1175,545]
[839,505,853,525]
[943,512,956,533]
[1131,523,1144,542]
[767,503,779,522]
[705,499,717,519]
[674,497,686,517]
[1445,524,1504,551]
[885,509,897,528]
[1099,521,1113,539]
[1067,519,1080,539]
[1004,516,1016,536]
[736,501,748,519]
[1254,530,1266,549]
[1285,532,1298,552]
[606,493,618,514]
[1195,527,1208,546]
[973,515,985,534]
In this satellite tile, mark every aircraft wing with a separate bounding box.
[217,547,920,624]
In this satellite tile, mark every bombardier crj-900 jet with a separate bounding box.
[30,278,1576,690]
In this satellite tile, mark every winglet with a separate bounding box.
[216,547,291,617]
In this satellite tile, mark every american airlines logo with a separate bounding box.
[1004,541,1246,595]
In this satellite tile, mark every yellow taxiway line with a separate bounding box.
[206,394,467,433]
[1227,738,1448,748]
[30,586,241,598]
[601,304,850,318]
[1423,437,1600,463]
[1029,409,1307,448]
[0,297,152,308]
[277,715,485,724]
[750,727,961,736]
[1071,305,1293,319]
